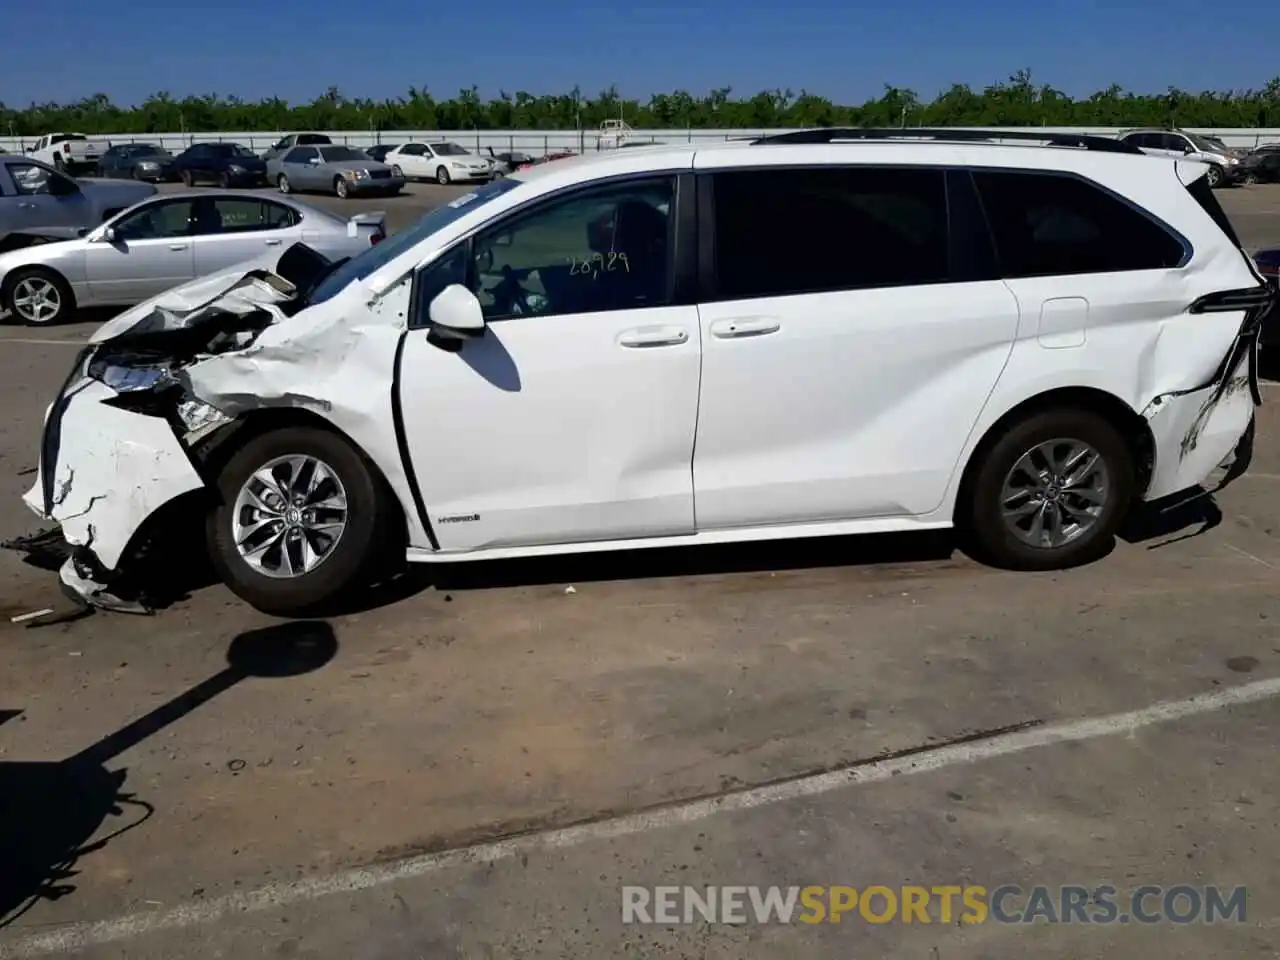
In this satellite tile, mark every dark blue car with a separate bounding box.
[95,142,175,182]
[170,142,268,188]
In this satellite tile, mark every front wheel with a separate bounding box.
[207,427,392,616]
[2,267,75,326]
[961,409,1135,571]
[436,165,451,185]
[334,176,349,199]
[180,169,194,187]
[277,173,291,194]
[217,170,231,189]
[1206,164,1224,189]
[391,164,404,179]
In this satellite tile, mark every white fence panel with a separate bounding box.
[4,127,1280,156]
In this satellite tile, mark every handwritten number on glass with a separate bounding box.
[568,252,630,278]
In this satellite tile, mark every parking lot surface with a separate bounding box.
[1,184,1280,958]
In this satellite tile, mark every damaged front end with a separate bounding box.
[21,243,335,612]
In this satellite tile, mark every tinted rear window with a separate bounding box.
[973,170,1187,278]
[711,166,950,299]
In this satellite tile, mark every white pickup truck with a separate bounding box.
[25,133,111,175]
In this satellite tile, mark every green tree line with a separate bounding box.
[6,72,1280,134]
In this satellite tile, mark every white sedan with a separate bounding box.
[382,142,493,184]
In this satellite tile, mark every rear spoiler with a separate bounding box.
[347,212,386,237]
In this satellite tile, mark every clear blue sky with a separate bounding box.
[5,0,1273,106]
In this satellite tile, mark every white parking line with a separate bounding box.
[3,675,1278,958]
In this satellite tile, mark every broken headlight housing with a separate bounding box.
[87,359,172,394]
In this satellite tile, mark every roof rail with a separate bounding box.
[750,127,1143,155]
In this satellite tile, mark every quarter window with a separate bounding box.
[972,171,1186,278]
[469,177,675,320]
[710,167,950,299]
[211,198,298,232]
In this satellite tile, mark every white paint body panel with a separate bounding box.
[400,304,701,551]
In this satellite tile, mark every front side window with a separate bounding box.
[470,177,675,320]
[973,170,1186,278]
[113,200,196,240]
[211,198,297,232]
[7,162,52,195]
[711,166,949,300]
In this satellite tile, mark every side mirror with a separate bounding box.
[427,284,485,340]
[308,157,321,165]
[100,225,117,243]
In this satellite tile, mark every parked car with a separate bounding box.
[24,133,111,175]
[364,144,398,163]
[382,142,492,184]
[0,190,385,325]
[1235,147,1280,184]
[1116,128,1247,188]
[0,155,156,254]
[267,144,405,198]
[481,148,535,178]
[171,143,268,188]
[20,128,1269,616]
[261,133,333,162]
[1251,249,1280,346]
[96,143,175,182]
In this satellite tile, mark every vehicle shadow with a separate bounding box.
[0,621,337,928]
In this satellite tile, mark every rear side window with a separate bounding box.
[711,166,949,299]
[973,171,1186,278]
[1184,173,1241,247]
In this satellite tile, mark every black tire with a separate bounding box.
[217,170,231,189]
[391,164,404,179]
[181,169,194,187]
[206,427,392,616]
[436,165,451,185]
[1206,164,1224,189]
[1,266,75,326]
[334,176,349,199]
[961,408,1135,571]
[52,154,65,173]
[277,173,291,194]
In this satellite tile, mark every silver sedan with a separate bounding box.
[0,190,386,325]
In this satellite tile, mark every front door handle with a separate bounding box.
[264,238,282,245]
[709,316,781,339]
[617,325,689,348]
[17,201,36,210]
[168,243,188,251]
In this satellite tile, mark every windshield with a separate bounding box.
[307,177,523,305]
[319,146,369,162]
[431,142,469,156]
[1188,133,1227,153]
[298,134,332,145]
[211,143,257,157]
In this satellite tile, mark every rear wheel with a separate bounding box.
[217,170,231,189]
[436,165,451,185]
[2,267,74,326]
[52,154,65,173]
[207,427,391,616]
[961,408,1134,571]
[391,164,403,179]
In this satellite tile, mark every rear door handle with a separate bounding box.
[617,325,689,348]
[709,316,781,339]
[264,238,282,246]
[168,244,188,251]
[17,202,37,210]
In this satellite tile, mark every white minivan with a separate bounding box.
[23,128,1270,615]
